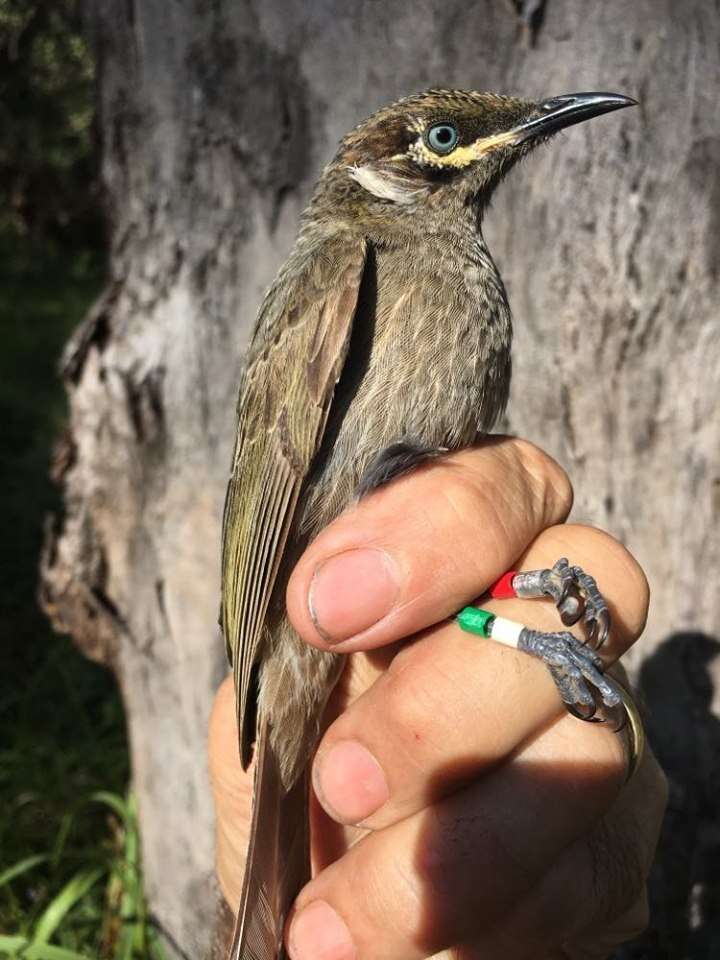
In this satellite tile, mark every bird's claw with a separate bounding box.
[518,628,622,720]
[513,558,611,648]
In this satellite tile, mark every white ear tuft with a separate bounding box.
[348,164,425,205]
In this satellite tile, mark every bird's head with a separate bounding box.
[312,88,635,232]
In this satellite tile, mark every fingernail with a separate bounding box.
[314,740,390,824]
[288,900,356,960]
[308,548,399,643]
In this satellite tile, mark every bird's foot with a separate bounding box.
[489,558,617,722]
[517,627,622,722]
[510,558,610,648]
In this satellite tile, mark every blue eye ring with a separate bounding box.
[425,121,460,155]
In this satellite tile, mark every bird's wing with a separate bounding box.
[221,232,368,766]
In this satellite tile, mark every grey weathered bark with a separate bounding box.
[40,1,720,956]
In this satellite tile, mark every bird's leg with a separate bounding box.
[493,558,610,649]
[457,604,623,723]
[457,605,623,722]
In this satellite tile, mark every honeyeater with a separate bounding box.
[220,87,636,959]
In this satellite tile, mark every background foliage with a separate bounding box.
[0,2,161,955]
[0,0,103,248]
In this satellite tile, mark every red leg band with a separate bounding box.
[489,571,518,599]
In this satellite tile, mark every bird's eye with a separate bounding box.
[425,122,459,155]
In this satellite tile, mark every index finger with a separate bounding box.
[287,437,573,653]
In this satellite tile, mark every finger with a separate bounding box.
[458,744,665,960]
[287,438,573,652]
[208,675,254,912]
[553,745,666,959]
[311,524,648,828]
[557,896,649,960]
[455,857,648,960]
[286,711,637,960]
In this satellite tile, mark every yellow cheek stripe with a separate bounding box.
[397,129,520,169]
[469,129,519,157]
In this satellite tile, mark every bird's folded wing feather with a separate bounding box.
[221,232,368,766]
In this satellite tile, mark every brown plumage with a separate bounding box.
[220,87,635,959]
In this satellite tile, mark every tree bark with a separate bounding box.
[41,1,720,956]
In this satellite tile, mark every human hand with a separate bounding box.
[209,437,667,959]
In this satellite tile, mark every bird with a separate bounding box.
[220,87,636,959]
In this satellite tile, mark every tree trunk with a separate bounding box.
[41,1,720,956]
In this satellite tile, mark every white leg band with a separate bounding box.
[489,616,524,648]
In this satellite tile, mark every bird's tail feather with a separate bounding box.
[228,724,310,960]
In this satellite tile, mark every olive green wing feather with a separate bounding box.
[221,233,368,767]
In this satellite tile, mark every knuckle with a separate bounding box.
[445,439,574,553]
[384,643,454,748]
[587,819,648,924]
[380,856,425,940]
[354,842,425,950]
[436,467,488,526]
[437,470,517,566]
[564,892,649,958]
[512,438,574,524]
[568,525,651,631]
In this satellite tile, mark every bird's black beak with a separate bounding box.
[515,92,637,142]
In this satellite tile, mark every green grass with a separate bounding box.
[0,792,166,959]
[0,240,164,958]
